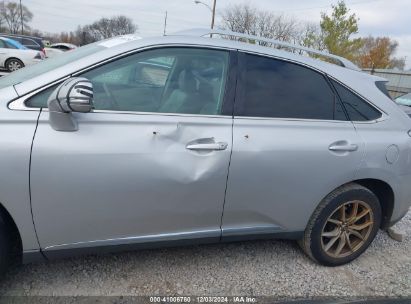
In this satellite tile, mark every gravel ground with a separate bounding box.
[0,210,410,298]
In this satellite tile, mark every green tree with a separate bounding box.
[320,1,363,61]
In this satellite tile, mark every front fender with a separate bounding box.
[0,87,40,252]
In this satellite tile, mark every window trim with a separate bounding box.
[9,44,237,118]
[234,51,348,122]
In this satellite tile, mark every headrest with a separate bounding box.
[178,69,197,93]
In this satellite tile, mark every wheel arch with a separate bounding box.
[305,178,396,232]
[0,202,23,259]
[353,178,394,229]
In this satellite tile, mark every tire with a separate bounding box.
[300,183,382,266]
[0,215,11,274]
[6,58,24,72]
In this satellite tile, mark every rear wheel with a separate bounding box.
[6,58,24,72]
[300,183,381,266]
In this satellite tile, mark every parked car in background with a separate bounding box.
[0,37,45,71]
[395,92,411,116]
[50,43,77,52]
[0,30,410,274]
[44,47,64,58]
[0,33,46,57]
[0,37,26,50]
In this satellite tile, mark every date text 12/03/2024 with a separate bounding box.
[149,296,257,303]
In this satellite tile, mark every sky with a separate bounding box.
[19,0,411,68]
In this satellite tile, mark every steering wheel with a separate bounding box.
[102,82,121,110]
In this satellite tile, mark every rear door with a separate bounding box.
[222,52,365,238]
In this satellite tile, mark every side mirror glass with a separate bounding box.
[47,77,94,132]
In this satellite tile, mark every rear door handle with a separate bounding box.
[329,143,358,152]
[186,142,228,151]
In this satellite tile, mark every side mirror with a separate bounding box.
[48,77,94,131]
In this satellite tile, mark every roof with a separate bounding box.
[0,33,43,40]
[170,28,361,71]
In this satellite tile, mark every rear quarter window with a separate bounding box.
[332,80,382,122]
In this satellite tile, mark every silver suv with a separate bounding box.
[0,29,410,271]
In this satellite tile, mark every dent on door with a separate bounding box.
[30,112,232,252]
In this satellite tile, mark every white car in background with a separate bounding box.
[0,37,45,72]
[50,42,77,51]
[44,47,64,58]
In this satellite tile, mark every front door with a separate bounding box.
[222,53,365,238]
[30,47,234,252]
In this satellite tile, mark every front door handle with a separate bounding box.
[186,142,228,151]
[329,143,358,152]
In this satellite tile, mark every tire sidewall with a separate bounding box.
[310,187,382,266]
[6,59,23,72]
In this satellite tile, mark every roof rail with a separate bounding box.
[171,28,361,71]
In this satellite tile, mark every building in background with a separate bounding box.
[363,69,411,98]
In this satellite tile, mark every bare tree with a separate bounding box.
[26,15,137,46]
[259,13,298,41]
[0,2,33,34]
[0,1,4,31]
[81,15,138,44]
[220,3,298,43]
[221,4,257,35]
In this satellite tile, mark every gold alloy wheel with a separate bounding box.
[321,200,374,258]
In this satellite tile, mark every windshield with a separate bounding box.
[0,41,106,90]
[395,93,411,106]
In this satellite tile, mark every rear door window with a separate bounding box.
[236,53,347,121]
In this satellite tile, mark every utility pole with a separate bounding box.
[19,0,23,34]
[194,0,217,30]
[163,11,168,36]
[211,0,216,30]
